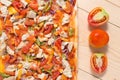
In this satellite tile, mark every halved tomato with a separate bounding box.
[90,53,108,74]
[88,7,109,27]
[89,29,109,48]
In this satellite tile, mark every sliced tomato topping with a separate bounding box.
[90,53,108,74]
[63,1,73,14]
[15,36,21,47]
[25,18,35,26]
[52,70,60,80]
[21,42,33,54]
[43,24,54,34]
[12,1,23,12]
[20,8,29,17]
[29,0,38,12]
[54,38,62,50]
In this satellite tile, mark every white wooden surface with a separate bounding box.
[77,0,120,80]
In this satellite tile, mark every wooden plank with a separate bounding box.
[77,0,120,27]
[77,8,120,80]
[78,69,100,80]
[106,0,120,7]
[78,46,120,80]
[77,8,120,53]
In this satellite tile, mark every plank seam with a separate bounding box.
[78,68,102,80]
[77,6,120,28]
[105,0,120,8]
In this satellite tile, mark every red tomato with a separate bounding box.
[15,36,21,47]
[21,42,33,53]
[88,7,109,27]
[52,70,60,80]
[29,0,38,12]
[54,38,62,50]
[90,53,107,74]
[12,1,23,12]
[44,24,54,34]
[25,18,35,26]
[20,8,29,17]
[89,29,109,48]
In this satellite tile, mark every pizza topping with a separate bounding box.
[60,31,68,38]
[26,10,36,19]
[38,15,52,23]
[62,13,70,25]
[48,37,54,45]
[20,0,28,8]
[45,33,52,38]
[0,6,8,17]
[68,42,73,52]
[6,46,14,55]
[38,73,47,79]
[56,75,61,80]
[62,59,72,78]
[21,33,29,41]
[0,0,76,79]
[36,49,43,59]
[0,0,12,7]
[56,0,66,9]
[37,0,46,10]
[8,6,17,15]
[6,65,16,72]
[3,76,15,80]
[16,41,28,50]
[62,42,73,54]
[26,76,34,80]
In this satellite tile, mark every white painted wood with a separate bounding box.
[106,0,120,7]
[78,0,120,27]
[78,46,120,80]
[77,0,120,79]
[77,8,120,53]
[78,69,100,80]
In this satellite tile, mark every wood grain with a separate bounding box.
[77,0,120,27]
[77,0,120,80]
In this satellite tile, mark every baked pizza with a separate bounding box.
[0,0,77,80]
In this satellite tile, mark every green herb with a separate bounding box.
[28,27,34,30]
[26,55,35,62]
[0,31,2,36]
[35,38,45,46]
[62,54,66,59]
[41,67,53,75]
[69,28,74,37]
[43,0,52,13]
[0,72,10,78]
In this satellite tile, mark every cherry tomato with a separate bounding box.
[89,29,109,48]
[90,53,107,74]
[88,7,109,27]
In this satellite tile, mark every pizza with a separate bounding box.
[0,0,77,80]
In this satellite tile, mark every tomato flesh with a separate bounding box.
[89,29,109,48]
[88,7,109,27]
[90,53,107,74]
